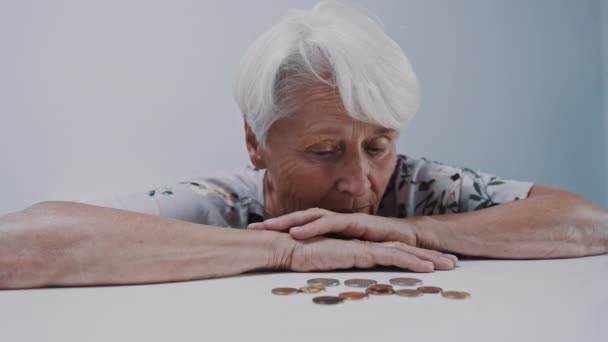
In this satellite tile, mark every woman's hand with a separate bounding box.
[251,208,458,270]
[249,207,430,244]
[281,235,457,272]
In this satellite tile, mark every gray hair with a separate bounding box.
[232,0,420,145]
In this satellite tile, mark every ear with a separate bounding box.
[244,120,267,169]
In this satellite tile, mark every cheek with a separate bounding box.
[369,151,397,195]
[270,156,335,208]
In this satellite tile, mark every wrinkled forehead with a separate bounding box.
[287,82,396,134]
[281,77,343,113]
[267,92,396,146]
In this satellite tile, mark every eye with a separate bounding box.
[308,142,342,158]
[366,146,386,155]
[313,150,337,157]
[365,137,391,155]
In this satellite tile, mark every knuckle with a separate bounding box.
[392,241,407,249]
[353,251,375,268]
[316,216,330,226]
[311,207,328,215]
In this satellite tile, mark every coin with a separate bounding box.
[389,277,422,287]
[271,287,299,295]
[312,296,345,305]
[366,284,395,295]
[339,292,369,300]
[442,291,471,300]
[344,279,377,288]
[299,286,326,294]
[417,286,443,294]
[307,278,340,287]
[395,289,423,297]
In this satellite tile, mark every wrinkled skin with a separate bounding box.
[245,81,458,272]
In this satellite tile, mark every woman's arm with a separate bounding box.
[410,186,608,258]
[249,186,608,259]
[0,201,457,289]
[0,201,292,289]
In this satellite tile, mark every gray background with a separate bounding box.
[1,0,607,214]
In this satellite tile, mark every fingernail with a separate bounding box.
[290,226,302,233]
[248,223,260,229]
[440,257,454,266]
[264,218,276,224]
[422,261,434,272]
[446,254,459,264]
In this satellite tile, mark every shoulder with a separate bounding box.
[386,153,461,192]
[179,164,264,206]
[379,153,534,217]
[379,153,462,217]
[83,164,265,228]
[172,164,266,227]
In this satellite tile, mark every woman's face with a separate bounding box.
[250,82,398,218]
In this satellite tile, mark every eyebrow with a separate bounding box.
[374,127,395,134]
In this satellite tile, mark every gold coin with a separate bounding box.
[344,278,377,288]
[338,292,369,300]
[366,284,395,295]
[389,277,422,287]
[271,287,299,295]
[312,296,345,305]
[307,278,340,287]
[299,286,326,294]
[417,286,443,294]
[395,289,423,297]
[442,291,472,300]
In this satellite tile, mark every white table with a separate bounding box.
[2,255,607,342]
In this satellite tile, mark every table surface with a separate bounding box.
[2,255,607,342]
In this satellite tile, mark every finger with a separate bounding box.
[289,215,364,240]
[380,241,457,264]
[380,242,455,270]
[290,238,432,273]
[397,245,455,270]
[444,254,459,265]
[353,241,434,273]
[247,208,325,231]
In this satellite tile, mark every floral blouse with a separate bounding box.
[82,154,534,228]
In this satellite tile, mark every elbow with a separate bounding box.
[0,259,18,289]
[0,253,56,290]
[0,256,40,289]
[0,203,69,289]
[530,191,608,258]
[567,194,608,257]
[590,207,608,256]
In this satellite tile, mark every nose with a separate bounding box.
[336,149,371,197]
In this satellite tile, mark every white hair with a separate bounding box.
[232,0,420,145]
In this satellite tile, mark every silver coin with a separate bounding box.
[307,278,340,287]
[389,277,422,287]
[344,279,377,288]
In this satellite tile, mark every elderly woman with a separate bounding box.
[1,1,607,289]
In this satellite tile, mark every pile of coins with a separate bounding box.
[271,277,471,305]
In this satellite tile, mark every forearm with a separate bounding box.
[408,192,608,259]
[0,201,293,289]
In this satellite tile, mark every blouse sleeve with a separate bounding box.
[381,155,534,217]
[78,180,236,226]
